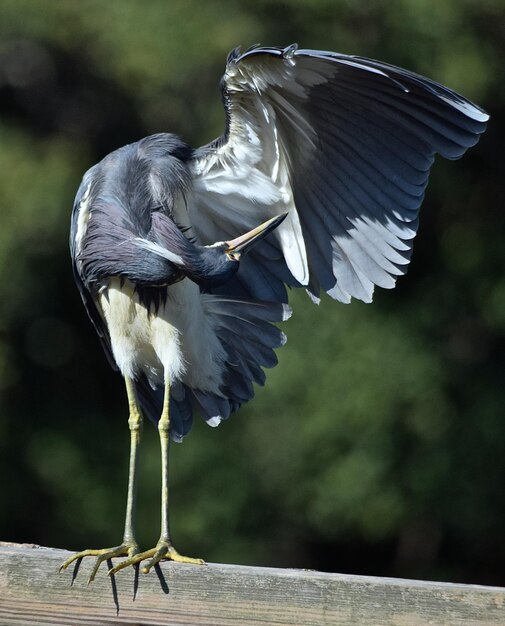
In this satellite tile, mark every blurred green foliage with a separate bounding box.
[0,0,503,585]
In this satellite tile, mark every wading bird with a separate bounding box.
[61,44,488,581]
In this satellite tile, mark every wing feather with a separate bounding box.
[70,171,117,370]
[189,45,488,304]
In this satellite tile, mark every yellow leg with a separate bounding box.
[60,377,142,583]
[123,377,142,547]
[109,377,204,576]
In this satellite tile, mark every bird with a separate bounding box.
[61,44,488,581]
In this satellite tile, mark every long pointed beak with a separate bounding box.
[225,213,288,255]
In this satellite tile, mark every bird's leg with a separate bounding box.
[109,377,204,576]
[60,377,142,582]
[122,377,142,549]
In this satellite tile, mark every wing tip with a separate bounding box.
[282,303,293,321]
[282,43,299,59]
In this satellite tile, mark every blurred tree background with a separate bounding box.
[0,0,504,586]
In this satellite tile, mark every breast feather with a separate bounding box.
[98,278,226,394]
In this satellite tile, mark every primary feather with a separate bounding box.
[191,44,488,304]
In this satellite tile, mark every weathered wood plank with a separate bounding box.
[0,543,504,625]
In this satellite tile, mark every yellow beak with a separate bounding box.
[225,213,288,255]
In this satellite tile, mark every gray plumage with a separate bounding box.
[70,44,488,440]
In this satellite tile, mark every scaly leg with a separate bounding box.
[109,377,204,576]
[60,377,142,583]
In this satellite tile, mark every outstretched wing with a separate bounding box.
[189,44,488,304]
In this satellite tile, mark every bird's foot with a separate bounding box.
[59,542,139,584]
[108,540,205,576]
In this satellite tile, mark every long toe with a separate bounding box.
[107,542,205,576]
[164,546,205,567]
[60,543,139,583]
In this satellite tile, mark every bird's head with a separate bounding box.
[190,213,288,288]
[134,212,287,289]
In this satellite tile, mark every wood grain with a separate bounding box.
[0,543,504,625]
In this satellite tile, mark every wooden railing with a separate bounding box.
[0,542,504,625]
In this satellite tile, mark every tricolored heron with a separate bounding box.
[61,44,488,581]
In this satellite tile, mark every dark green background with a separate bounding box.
[1,0,504,585]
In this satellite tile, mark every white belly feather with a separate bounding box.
[98,277,226,392]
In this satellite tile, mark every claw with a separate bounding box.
[142,544,169,574]
[60,543,139,582]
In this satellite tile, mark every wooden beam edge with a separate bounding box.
[0,543,504,625]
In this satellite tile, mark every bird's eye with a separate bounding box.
[226,251,240,262]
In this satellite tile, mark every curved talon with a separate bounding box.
[60,543,139,583]
[142,544,169,574]
[87,551,116,585]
